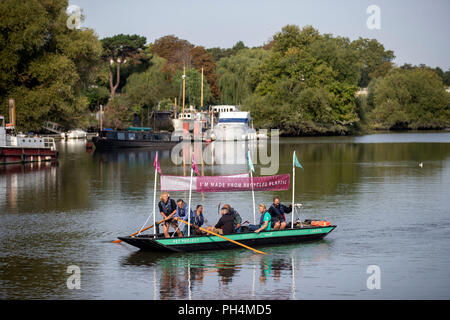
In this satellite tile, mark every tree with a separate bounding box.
[124,56,175,121]
[207,41,248,62]
[172,68,211,108]
[245,25,361,135]
[101,34,147,97]
[150,35,194,74]
[0,0,103,132]
[370,68,450,129]
[216,48,268,105]
[350,38,395,87]
[151,35,219,100]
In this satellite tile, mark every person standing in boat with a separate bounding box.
[173,199,195,236]
[223,204,242,233]
[268,196,292,230]
[158,192,183,238]
[207,207,235,235]
[248,204,272,233]
[193,205,205,235]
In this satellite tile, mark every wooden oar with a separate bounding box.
[176,219,267,255]
[112,218,165,243]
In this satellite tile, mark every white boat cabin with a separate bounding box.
[212,105,238,113]
[0,116,57,150]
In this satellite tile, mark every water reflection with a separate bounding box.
[1,133,450,299]
[0,162,58,213]
[121,240,333,300]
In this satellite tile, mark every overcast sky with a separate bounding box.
[70,0,450,70]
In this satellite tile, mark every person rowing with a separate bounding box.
[223,204,242,233]
[158,192,182,238]
[268,196,292,230]
[193,205,205,235]
[248,204,272,233]
[206,206,235,235]
[173,199,195,236]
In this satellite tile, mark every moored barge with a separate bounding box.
[92,128,181,150]
[0,116,58,165]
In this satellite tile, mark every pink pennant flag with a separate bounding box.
[153,152,162,174]
[192,155,200,175]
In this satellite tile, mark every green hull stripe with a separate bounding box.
[155,227,333,246]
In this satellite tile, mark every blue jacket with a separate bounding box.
[175,203,195,221]
[194,212,204,227]
[268,203,292,221]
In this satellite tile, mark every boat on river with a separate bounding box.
[0,116,58,165]
[118,222,336,253]
[92,127,181,149]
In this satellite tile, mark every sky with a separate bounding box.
[70,0,450,70]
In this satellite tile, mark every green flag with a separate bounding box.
[293,151,303,169]
[247,151,255,172]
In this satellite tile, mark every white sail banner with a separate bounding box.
[160,173,249,191]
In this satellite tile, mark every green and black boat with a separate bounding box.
[118,222,336,253]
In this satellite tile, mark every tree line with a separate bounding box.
[1,0,449,134]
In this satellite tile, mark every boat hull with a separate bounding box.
[0,147,58,165]
[118,226,336,252]
[92,136,179,149]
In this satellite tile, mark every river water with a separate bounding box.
[1,132,450,299]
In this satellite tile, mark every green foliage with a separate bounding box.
[207,41,248,61]
[125,56,175,115]
[102,55,176,128]
[0,0,103,132]
[172,68,211,108]
[369,68,450,129]
[216,48,268,105]
[350,38,395,87]
[101,34,148,96]
[247,25,361,135]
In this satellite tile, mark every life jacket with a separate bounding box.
[176,203,194,220]
[160,198,176,215]
[269,204,289,220]
[311,220,331,227]
[259,213,265,226]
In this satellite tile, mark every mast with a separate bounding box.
[174,97,177,119]
[8,99,15,127]
[182,65,186,115]
[201,67,204,108]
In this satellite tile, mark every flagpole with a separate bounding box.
[250,168,256,225]
[291,151,295,229]
[247,151,256,225]
[153,151,158,235]
[188,167,193,237]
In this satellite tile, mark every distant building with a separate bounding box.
[356,88,368,96]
